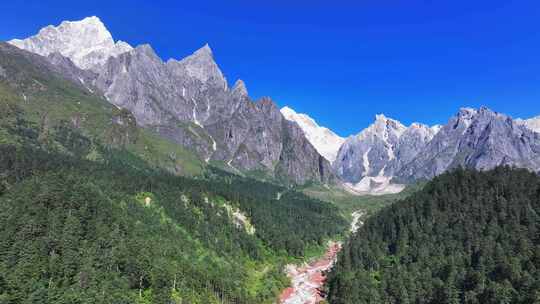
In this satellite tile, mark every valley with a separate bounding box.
[0,13,539,304]
[280,241,342,304]
[279,210,365,304]
[0,42,349,304]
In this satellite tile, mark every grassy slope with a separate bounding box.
[0,47,269,302]
[0,45,205,176]
[298,183,424,220]
[0,145,290,303]
[0,44,351,302]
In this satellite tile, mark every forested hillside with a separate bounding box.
[326,167,540,304]
[0,43,347,303]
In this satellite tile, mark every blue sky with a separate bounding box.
[1,1,539,136]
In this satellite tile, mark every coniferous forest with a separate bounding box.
[0,117,346,304]
[0,44,347,303]
[326,167,540,304]
[2,17,540,304]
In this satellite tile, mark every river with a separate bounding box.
[278,211,364,304]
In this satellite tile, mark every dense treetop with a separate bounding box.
[326,167,540,304]
[0,46,347,303]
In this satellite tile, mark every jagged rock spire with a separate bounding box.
[232,79,248,97]
[168,43,227,89]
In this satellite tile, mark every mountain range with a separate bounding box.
[6,16,540,193]
[8,16,333,185]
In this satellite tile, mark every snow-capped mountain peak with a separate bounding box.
[9,16,132,71]
[281,106,345,162]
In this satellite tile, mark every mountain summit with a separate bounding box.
[9,16,132,70]
[281,106,345,162]
[7,16,334,185]
[166,43,228,90]
[6,16,540,191]
[334,107,540,193]
[397,107,540,181]
[334,115,439,194]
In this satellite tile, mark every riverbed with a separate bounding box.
[278,210,364,304]
[279,241,341,304]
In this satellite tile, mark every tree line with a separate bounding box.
[326,167,540,304]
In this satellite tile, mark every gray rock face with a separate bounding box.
[334,114,407,184]
[387,123,438,175]
[0,42,95,95]
[207,97,283,171]
[397,107,540,181]
[166,44,228,91]
[280,106,345,163]
[336,107,540,189]
[95,44,193,126]
[277,119,335,184]
[15,17,539,187]
[334,115,440,194]
[516,115,540,133]
[8,17,333,185]
[92,43,334,183]
[46,52,98,91]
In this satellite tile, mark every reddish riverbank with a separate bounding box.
[279,242,342,304]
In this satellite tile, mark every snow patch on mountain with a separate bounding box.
[9,16,132,71]
[430,124,442,134]
[335,114,441,194]
[281,106,345,162]
[362,148,371,175]
[335,114,406,181]
[516,115,540,133]
[4,16,338,185]
[344,176,405,195]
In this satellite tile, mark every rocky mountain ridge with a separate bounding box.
[333,114,439,194]
[280,106,345,163]
[8,16,334,184]
[396,107,540,181]
[7,16,540,190]
[330,107,540,193]
[516,115,540,133]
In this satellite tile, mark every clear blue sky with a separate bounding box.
[1,1,539,136]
